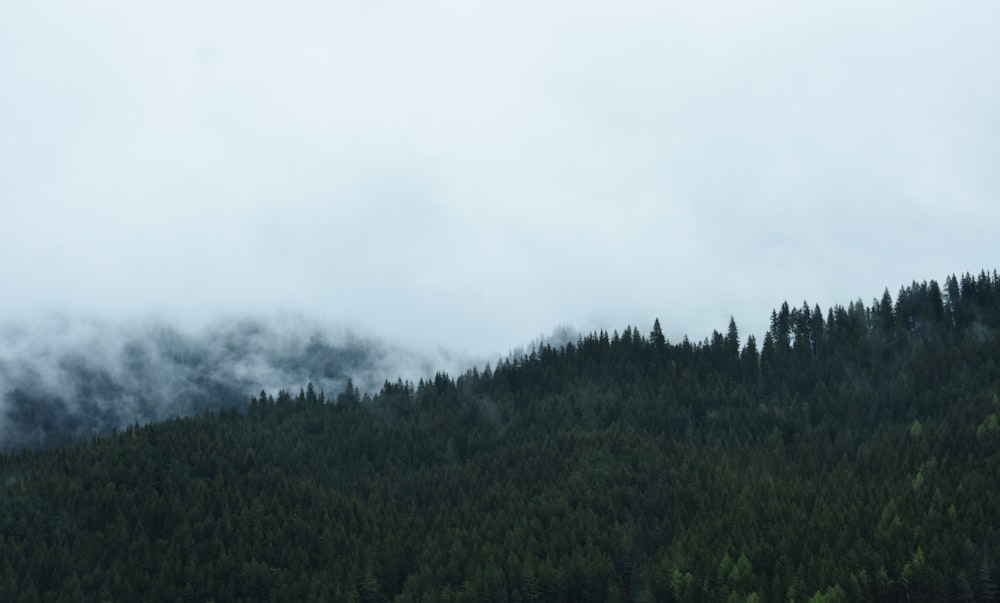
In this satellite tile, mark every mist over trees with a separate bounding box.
[0,314,452,450]
[1,270,999,601]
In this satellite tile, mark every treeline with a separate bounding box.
[1,271,999,602]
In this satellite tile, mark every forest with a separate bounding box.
[1,271,999,602]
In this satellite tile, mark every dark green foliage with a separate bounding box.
[1,272,999,601]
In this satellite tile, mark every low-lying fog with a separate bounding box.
[0,313,473,450]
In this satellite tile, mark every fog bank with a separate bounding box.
[0,313,469,450]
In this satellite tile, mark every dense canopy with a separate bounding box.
[2,271,999,602]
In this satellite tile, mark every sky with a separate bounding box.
[2,0,999,358]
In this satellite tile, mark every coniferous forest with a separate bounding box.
[2,271,1000,602]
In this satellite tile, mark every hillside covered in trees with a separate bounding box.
[1,271,999,602]
[0,316,447,451]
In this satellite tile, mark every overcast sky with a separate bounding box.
[2,1,998,357]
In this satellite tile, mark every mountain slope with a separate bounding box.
[0,315,450,450]
[1,271,999,602]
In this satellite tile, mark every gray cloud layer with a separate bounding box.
[2,1,998,355]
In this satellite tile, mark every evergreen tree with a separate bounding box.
[650,318,666,351]
[740,335,760,385]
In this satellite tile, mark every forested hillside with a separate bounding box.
[1,271,999,602]
[0,316,443,451]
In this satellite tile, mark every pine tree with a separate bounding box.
[810,304,825,356]
[724,317,739,357]
[650,318,666,351]
[740,335,760,385]
[877,288,895,335]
